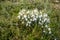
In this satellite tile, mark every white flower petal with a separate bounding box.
[43,13,48,17]
[49,31,52,34]
[48,28,51,31]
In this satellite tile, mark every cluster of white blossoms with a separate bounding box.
[17,8,52,34]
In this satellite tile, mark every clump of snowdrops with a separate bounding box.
[17,8,52,34]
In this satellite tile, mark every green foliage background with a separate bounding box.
[0,0,60,40]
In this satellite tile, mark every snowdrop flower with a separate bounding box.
[22,21,24,24]
[18,11,21,14]
[26,23,28,26]
[49,31,52,34]
[35,13,38,16]
[43,30,46,33]
[24,15,27,18]
[54,38,57,40]
[33,9,39,14]
[47,18,50,23]
[45,25,48,28]
[20,13,23,16]
[33,18,37,21]
[48,28,51,31]
[40,11,42,14]
[43,18,48,22]
[22,9,26,12]
[39,18,41,21]
[18,12,23,16]
[42,21,44,24]
[27,21,31,24]
[25,18,28,21]
[27,15,29,18]
[39,22,41,24]
[30,19,33,21]
[33,8,38,12]
[39,15,42,18]
[31,14,35,17]
[17,15,20,19]
[43,13,48,17]
[26,10,30,14]
[20,9,26,15]
[22,17,24,19]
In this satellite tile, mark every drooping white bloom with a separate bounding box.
[21,9,26,12]
[43,18,48,22]
[43,30,46,33]
[39,15,42,18]
[27,21,31,24]
[48,28,51,31]
[33,8,38,12]
[25,18,28,21]
[24,15,27,18]
[26,23,28,26]
[39,18,41,21]
[43,13,48,17]
[33,18,37,21]
[54,38,57,40]
[47,18,50,23]
[30,19,33,21]
[22,21,24,24]
[33,8,39,14]
[40,11,42,14]
[18,11,23,16]
[49,31,52,34]
[31,14,35,17]
[39,22,41,24]
[35,13,38,16]
[22,17,24,20]
[45,25,48,28]
[26,10,30,14]
[17,15,20,19]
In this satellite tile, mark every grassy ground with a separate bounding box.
[0,0,60,40]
